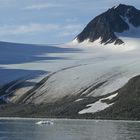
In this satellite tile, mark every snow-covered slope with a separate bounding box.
[0,36,140,116]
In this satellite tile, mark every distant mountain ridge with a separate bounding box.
[75,4,140,45]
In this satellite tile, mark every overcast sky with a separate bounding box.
[0,0,139,44]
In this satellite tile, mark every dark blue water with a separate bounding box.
[0,118,140,140]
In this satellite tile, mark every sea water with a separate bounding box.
[0,118,140,140]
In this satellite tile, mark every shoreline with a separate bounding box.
[0,117,140,123]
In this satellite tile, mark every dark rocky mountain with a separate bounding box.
[76,4,140,45]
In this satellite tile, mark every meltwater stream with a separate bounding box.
[0,119,140,140]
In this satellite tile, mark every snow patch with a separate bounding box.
[103,93,118,100]
[79,93,118,114]
[68,37,135,52]
[74,98,83,102]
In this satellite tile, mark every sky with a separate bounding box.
[0,0,139,44]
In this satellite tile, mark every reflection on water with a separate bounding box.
[0,119,140,140]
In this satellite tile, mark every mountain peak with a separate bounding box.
[75,4,140,45]
[115,3,134,8]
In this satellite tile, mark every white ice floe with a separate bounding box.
[36,120,54,125]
